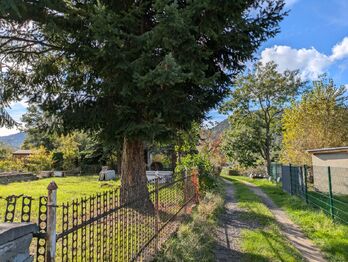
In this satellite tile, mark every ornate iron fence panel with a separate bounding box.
[0,194,48,262]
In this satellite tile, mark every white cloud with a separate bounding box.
[260,36,348,80]
[331,37,348,60]
[0,127,20,136]
[260,46,331,79]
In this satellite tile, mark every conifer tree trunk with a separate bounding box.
[120,137,152,208]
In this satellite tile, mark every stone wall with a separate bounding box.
[0,223,38,262]
[0,173,38,184]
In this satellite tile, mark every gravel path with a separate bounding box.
[214,179,255,261]
[241,180,327,262]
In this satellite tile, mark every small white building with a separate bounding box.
[307,147,348,168]
[307,147,348,194]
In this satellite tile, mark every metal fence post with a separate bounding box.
[183,168,188,213]
[46,181,58,262]
[277,163,281,183]
[303,165,308,204]
[289,164,293,195]
[155,177,159,251]
[192,169,199,204]
[327,166,334,219]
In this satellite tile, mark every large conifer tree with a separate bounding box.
[0,0,286,192]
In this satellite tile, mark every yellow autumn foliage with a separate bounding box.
[281,78,348,165]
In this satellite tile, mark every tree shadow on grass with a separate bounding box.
[214,242,271,262]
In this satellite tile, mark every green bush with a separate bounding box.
[26,146,54,172]
[0,159,26,172]
[199,172,220,192]
[176,153,217,193]
[228,169,240,176]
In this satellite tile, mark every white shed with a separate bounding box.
[307,147,348,194]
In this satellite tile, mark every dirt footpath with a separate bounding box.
[214,179,256,261]
[241,180,327,262]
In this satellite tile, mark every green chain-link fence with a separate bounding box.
[271,163,348,224]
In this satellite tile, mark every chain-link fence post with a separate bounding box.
[155,177,159,251]
[183,168,188,213]
[303,165,308,204]
[289,163,293,195]
[327,166,334,219]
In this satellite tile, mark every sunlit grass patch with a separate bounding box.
[228,175,348,262]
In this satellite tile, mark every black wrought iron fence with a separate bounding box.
[0,173,198,261]
[55,175,197,261]
[271,163,348,224]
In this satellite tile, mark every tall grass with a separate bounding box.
[155,178,224,261]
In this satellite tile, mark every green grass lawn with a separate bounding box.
[0,175,120,223]
[0,175,120,202]
[224,174,348,262]
[222,175,303,262]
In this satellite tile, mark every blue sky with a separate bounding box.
[1,0,348,136]
[208,0,348,123]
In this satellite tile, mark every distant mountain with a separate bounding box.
[0,132,26,149]
[210,119,229,140]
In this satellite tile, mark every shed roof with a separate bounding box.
[306,146,348,154]
[13,149,32,155]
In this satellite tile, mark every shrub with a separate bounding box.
[0,159,26,172]
[176,153,213,176]
[0,143,12,160]
[199,172,221,192]
[27,146,54,172]
[176,153,216,193]
[56,134,80,171]
[228,169,240,176]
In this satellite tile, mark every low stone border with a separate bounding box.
[0,173,38,184]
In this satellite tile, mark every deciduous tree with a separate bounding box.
[221,62,303,175]
[281,77,348,164]
[222,114,263,168]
